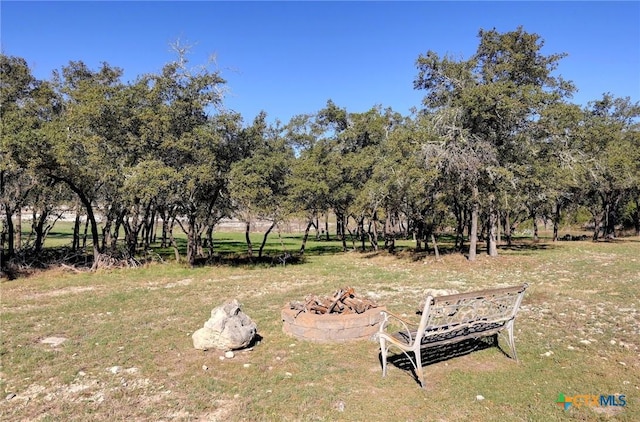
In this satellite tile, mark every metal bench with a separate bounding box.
[377,283,528,388]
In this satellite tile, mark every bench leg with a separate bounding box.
[414,349,425,388]
[380,337,426,388]
[506,321,518,362]
[379,337,388,378]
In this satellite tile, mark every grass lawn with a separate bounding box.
[1,234,639,421]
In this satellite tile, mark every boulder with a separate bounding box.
[418,289,461,312]
[192,299,257,351]
[423,288,460,298]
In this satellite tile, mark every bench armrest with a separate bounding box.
[379,310,418,343]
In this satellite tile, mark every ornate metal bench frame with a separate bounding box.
[377,283,528,388]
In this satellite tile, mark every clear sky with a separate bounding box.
[2,1,639,124]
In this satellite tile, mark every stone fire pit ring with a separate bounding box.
[281,306,386,343]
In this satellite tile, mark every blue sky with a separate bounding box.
[2,1,639,124]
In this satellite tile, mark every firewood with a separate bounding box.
[289,286,378,315]
[327,289,348,313]
[343,297,366,313]
[309,304,329,314]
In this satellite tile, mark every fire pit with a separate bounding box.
[281,287,385,343]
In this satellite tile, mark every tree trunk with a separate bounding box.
[175,214,198,266]
[300,219,314,255]
[84,205,101,268]
[245,221,253,258]
[151,212,158,245]
[3,206,14,261]
[604,198,612,238]
[487,207,498,256]
[553,201,561,242]
[50,177,100,264]
[479,214,487,243]
[314,213,320,240]
[206,225,214,257]
[258,221,277,258]
[325,213,329,241]
[468,186,479,261]
[161,212,169,248]
[142,201,154,249]
[370,215,379,251]
[125,205,140,257]
[386,236,396,253]
[359,217,366,251]
[337,212,348,252]
[14,206,21,251]
[82,217,89,250]
[145,206,156,248]
[101,206,115,253]
[431,233,440,260]
[33,208,49,254]
[383,212,390,241]
[384,213,395,253]
[0,217,5,271]
[0,170,6,268]
[414,221,423,252]
[634,197,640,236]
[504,211,512,246]
[72,209,81,251]
[604,193,620,238]
[61,187,100,266]
[532,215,539,242]
[454,204,466,251]
[111,210,125,252]
[592,215,601,241]
[192,222,202,265]
[169,217,180,262]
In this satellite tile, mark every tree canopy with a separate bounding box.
[2,27,638,273]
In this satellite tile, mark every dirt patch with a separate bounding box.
[200,399,241,421]
[1,369,176,419]
[592,405,625,417]
[27,286,96,300]
[164,279,193,289]
[40,337,67,347]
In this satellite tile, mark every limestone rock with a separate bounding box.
[418,289,460,311]
[423,288,460,298]
[192,299,257,351]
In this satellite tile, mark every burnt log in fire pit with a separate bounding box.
[282,287,385,343]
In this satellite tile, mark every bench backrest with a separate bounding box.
[416,284,528,338]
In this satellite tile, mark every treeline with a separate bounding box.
[1,28,639,270]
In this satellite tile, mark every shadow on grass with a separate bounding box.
[44,231,77,239]
[192,253,305,268]
[9,231,615,279]
[382,334,512,388]
[367,240,560,260]
[361,244,466,261]
[497,242,556,252]
[0,249,307,280]
[302,244,346,255]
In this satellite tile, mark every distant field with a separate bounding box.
[1,235,638,421]
[6,216,599,260]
